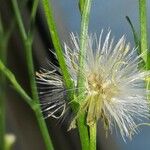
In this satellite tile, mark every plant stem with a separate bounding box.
[42,0,91,149]
[0,60,33,107]
[77,113,90,150]
[28,0,39,40]
[34,107,54,150]
[77,0,93,149]
[0,21,6,150]
[30,0,39,23]
[11,0,38,100]
[0,59,54,150]
[77,0,93,91]
[0,80,5,150]
[42,0,73,90]
[11,1,54,149]
[0,16,14,150]
[11,0,27,40]
[89,123,97,150]
[139,0,148,68]
[139,0,150,94]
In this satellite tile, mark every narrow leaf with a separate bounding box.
[126,16,140,53]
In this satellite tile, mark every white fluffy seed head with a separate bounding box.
[37,30,150,140]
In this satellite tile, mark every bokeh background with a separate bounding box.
[0,0,150,149]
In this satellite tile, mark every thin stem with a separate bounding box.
[28,0,39,39]
[26,0,39,102]
[25,40,39,101]
[30,0,39,23]
[11,0,38,101]
[0,81,5,150]
[26,44,55,150]
[11,1,54,149]
[34,108,54,150]
[89,123,97,150]
[139,0,148,68]
[0,60,54,150]
[0,17,14,150]
[139,0,150,96]
[77,0,93,149]
[42,0,90,149]
[0,15,4,34]
[11,0,27,41]
[77,0,93,92]
[42,0,73,90]
[0,28,6,150]
[0,60,33,107]
[77,113,90,150]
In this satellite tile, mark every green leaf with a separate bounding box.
[126,16,140,53]
[126,16,146,70]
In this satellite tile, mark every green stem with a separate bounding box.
[11,0,27,40]
[30,0,39,23]
[0,85,5,150]
[0,60,33,107]
[0,16,6,150]
[42,0,91,149]
[11,1,54,149]
[28,0,39,39]
[0,60,54,150]
[77,0,93,149]
[0,38,6,150]
[34,108,54,150]
[77,0,93,91]
[139,0,148,68]
[42,0,73,90]
[26,0,39,102]
[77,113,90,150]
[89,123,97,150]
[11,0,38,101]
[24,40,39,101]
[0,16,14,150]
[139,0,150,97]
[0,14,4,34]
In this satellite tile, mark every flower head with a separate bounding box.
[37,31,150,139]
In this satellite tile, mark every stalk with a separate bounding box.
[0,76,5,150]
[0,19,6,150]
[11,0,54,149]
[0,59,55,150]
[11,0,38,100]
[41,0,92,149]
[139,0,150,95]
[77,0,93,149]
[0,60,33,107]
[89,123,96,150]
[0,16,14,150]
[42,0,73,90]
[139,0,149,68]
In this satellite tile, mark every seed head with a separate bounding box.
[37,31,150,140]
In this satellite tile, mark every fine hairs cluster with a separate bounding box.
[36,31,150,140]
